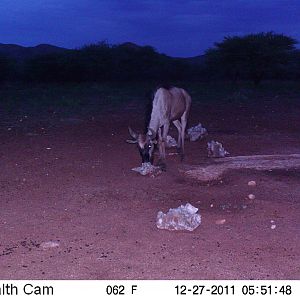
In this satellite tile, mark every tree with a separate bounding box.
[0,54,16,82]
[79,41,114,81]
[205,32,298,84]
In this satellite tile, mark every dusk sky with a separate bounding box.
[0,0,299,57]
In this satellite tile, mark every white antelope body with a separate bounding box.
[128,86,192,168]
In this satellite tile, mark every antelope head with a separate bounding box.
[127,127,157,163]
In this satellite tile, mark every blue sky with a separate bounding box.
[0,0,299,57]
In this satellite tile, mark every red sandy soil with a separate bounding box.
[0,96,300,279]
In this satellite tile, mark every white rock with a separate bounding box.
[187,123,208,142]
[40,241,60,250]
[132,162,161,176]
[156,203,201,231]
[166,135,177,147]
[207,140,229,158]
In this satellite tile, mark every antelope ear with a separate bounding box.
[126,139,138,144]
[128,127,139,139]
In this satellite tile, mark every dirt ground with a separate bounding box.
[0,91,300,279]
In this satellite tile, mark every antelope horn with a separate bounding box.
[126,139,138,144]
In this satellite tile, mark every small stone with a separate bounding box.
[168,152,179,156]
[248,194,256,200]
[248,180,256,186]
[215,219,226,225]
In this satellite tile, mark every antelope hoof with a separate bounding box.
[180,153,185,162]
[157,159,167,171]
[176,147,184,161]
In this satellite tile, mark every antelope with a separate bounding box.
[127,86,192,169]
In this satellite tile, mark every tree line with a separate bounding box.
[0,32,299,85]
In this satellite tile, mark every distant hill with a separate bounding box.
[0,41,205,67]
[118,42,205,65]
[0,43,69,61]
[118,42,144,51]
[174,55,206,66]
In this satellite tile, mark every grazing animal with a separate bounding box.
[127,86,192,168]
